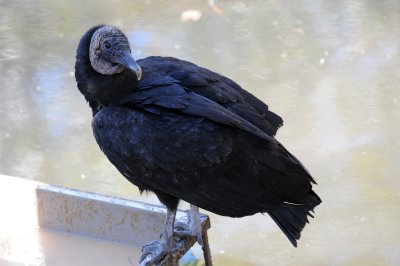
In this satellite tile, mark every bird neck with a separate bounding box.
[75,26,138,115]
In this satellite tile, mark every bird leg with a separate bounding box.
[174,204,204,246]
[140,207,176,266]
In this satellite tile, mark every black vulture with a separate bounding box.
[75,25,321,265]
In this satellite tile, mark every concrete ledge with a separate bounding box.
[0,174,211,265]
[37,183,178,246]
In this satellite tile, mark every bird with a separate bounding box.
[75,25,321,265]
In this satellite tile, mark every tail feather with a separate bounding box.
[268,193,321,247]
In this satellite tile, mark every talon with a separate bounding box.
[141,240,159,251]
[139,240,169,266]
[173,226,204,247]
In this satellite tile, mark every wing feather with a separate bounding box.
[137,56,283,136]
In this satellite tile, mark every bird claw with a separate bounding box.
[139,240,169,266]
[174,221,204,247]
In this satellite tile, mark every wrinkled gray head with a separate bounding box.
[89,25,142,79]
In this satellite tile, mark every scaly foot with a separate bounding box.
[139,238,174,266]
[174,205,204,246]
[140,207,177,266]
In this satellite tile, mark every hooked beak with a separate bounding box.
[117,51,142,80]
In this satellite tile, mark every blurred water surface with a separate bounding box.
[1,0,400,265]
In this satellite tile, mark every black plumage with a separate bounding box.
[75,25,321,255]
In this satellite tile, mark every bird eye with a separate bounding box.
[104,41,111,49]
